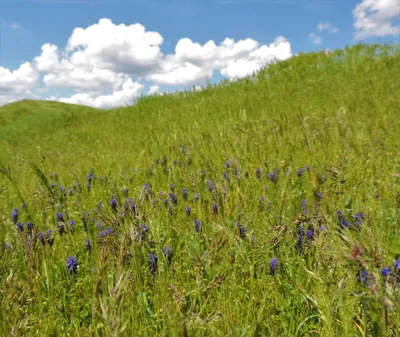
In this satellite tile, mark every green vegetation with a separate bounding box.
[0,43,399,336]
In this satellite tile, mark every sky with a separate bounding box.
[0,0,399,109]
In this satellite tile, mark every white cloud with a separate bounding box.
[309,33,322,45]
[1,18,293,108]
[353,0,400,39]
[317,22,339,34]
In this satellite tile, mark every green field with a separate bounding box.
[1,43,400,336]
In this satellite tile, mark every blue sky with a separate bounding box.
[0,0,399,108]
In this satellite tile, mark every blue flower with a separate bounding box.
[194,193,199,202]
[11,208,18,223]
[297,168,303,177]
[85,239,92,251]
[148,253,158,275]
[269,258,278,275]
[110,196,117,212]
[56,212,64,222]
[194,219,201,233]
[256,168,261,179]
[182,188,188,200]
[66,256,78,275]
[16,222,24,233]
[394,259,400,270]
[186,206,191,217]
[26,222,34,231]
[301,199,308,215]
[208,181,214,192]
[381,267,390,277]
[269,168,278,184]
[212,203,218,215]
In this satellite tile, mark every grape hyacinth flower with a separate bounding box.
[381,267,390,277]
[85,239,92,252]
[16,222,24,233]
[256,168,261,179]
[223,172,230,182]
[46,230,54,246]
[337,210,350,229]
[66,256,78,275]
[194,219,201,233]
[143,183,149,192]
[11,208,18,224]
[99,228,112,241]
[128,198,136,213]
[170,183,175,192]
[236,222,246,239]
[224,161,230,168]
[316,191,323,202]
[68,188,73,196]
[269,168,278,184]
[301,199,309,215]
[357,270,369,284]
[68,220,75,232]
[57,223,65,235]
[186,206,191,217]
[162,246,173,265]
[269,258,278,276]
[194,193,199,202]
[56,212,64,222]
[169,193,178,205]
[212,203,218,215]
[208,181,214,192]
[148,253,158,275]
[182,188,188,200]
[353,212,365,228]
[123,187,129,197]
[297,168,303,177]
[38,232,45,246]
[296,226,305,251]
[306,227,314,241]
[305,166,311,172]
[110,196,117,212]
[164,198,169,207]
[26,222,34,232]
[394,259,400,270]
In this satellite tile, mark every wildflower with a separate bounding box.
[353,212,365,227]
[236,222,246,238]
[306,227,314,240]
[224,161,230,168]
[56,212,64,222]
[153,198,158,206]
[305,166,311,172]
[169,193,178,205]
[128,198,136,213]
[337,210,350,229]
[164,198,169,207]
[296,226,305,250]
[297,168,303,177]
[316,191,323,202]
[194,193,199,202]
[87,172,94,184]
[256,168,261,179]
[16,222,24,233]
[170,183,175,192]
[394,260,400,270]
[270,258,278,275]
[148,253,158,275]
[38,232,45,245]
[212,203,218,215]
[66,256,78,275]
[223,172,230,182]
[123,187,129,197]
[208,181,214,192]
[68,220,75,231]
[110,196,117,212]
[182,188,188,200]
[269,168,278,184]
[186,206,191,216]
[301,199,308,215]
[162,247,173,265]
[68,188,73,196]
[85,239,91,251]
[99,228,112,240]
[381,267,390,277]
[46,230,54,246]
[11,208,18,223]
[260,196,265,203]
[357,270,369,284]
[194,219,201,233]
[26,222,34,232]
[57,223,65,235]
[143,183,149,192]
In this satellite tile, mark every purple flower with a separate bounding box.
[99,228,112,240]
[68,219,75,231]
[297,168,303,177]
[316,191,323,202]
[212,203,218,215]
[256,168,261,179]
[337,210,350,229]
[301,199,308,215]
[170,183,175,192]
[56,212,64,222]
[57,223,65,235]
[11,208,18,223]
[46,230,54,246]
[208,181,214,192]
[194,219,201,233]
[306,227,314,240]
[236,222,246,238]
[38,232,45,245]
[357,270,369,284]
[269,258,278,275]
[85,239,91,251]
[305,166,311,172]
[381,267,390,277]
[296,226,305,250]
[143,183,149,192]
[182,188,188,200]
[26,222,34,231]
[128,198,136,213]
[259,196,265,203]
[153,198,158,206]
[148,253,158,275]
[169,193,178,205]
[162,247,173,265]
[164,198,169,207]
[123,187,129,197]
[16,222,24,233]
[186,206,191,216]
[110,195,117,212]
[223,172,230,182]
[269,168,278,184]
[87,172,94,184]
[353,212,365,227]
[394,259,400,270]
[194,193,199,202]
[66,256,78,275]
[141,224,148,234]
[68,188,73,196]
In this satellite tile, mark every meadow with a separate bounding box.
[0,42,400,336]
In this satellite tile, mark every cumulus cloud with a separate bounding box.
[309,33,322,45]
[1,18,293,108]
[353,0,400,39]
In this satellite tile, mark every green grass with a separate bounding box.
[0,42,400,336]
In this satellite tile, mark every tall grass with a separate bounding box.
[0,43,399,336]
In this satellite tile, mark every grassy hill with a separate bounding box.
[0,43,400,336]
